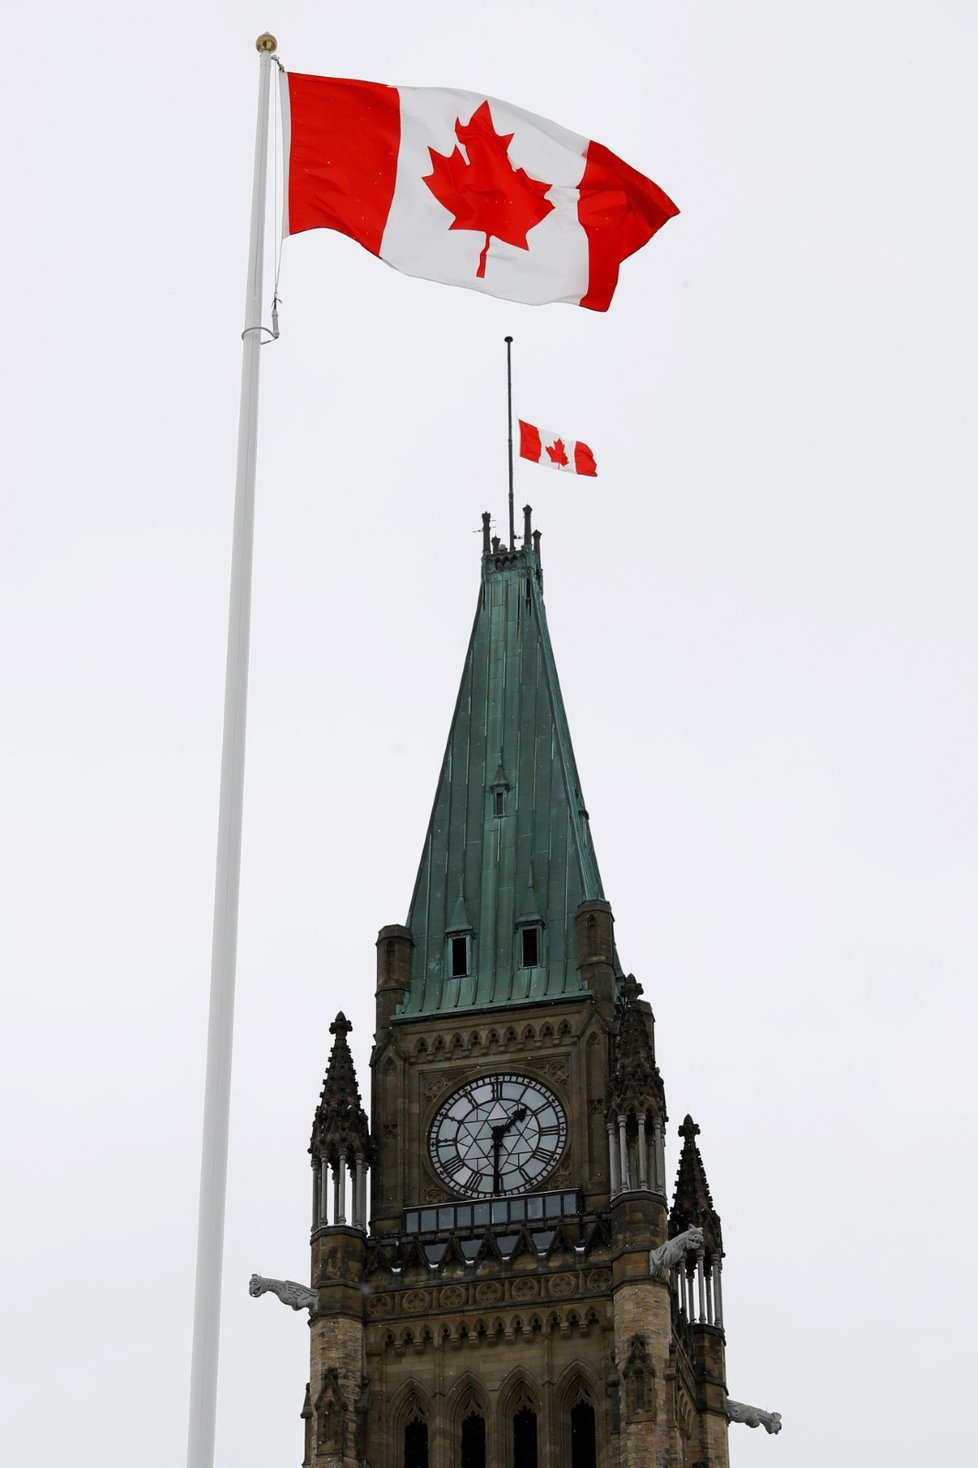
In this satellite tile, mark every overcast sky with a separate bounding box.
[2,3,976,1465]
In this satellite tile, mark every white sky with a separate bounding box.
[2,3,976,1465]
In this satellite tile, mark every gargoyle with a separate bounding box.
[649,1225,704,1280]
[726,1398,782,1434]
[249,1273,318,1313]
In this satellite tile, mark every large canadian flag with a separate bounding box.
[282,74,678,311]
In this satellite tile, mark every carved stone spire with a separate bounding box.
[310,1012,371,1167]
[609,974,665,1117]
[669,1114,723,1259]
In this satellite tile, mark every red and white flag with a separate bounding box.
[519,420,597,477]
[282,74,678,311]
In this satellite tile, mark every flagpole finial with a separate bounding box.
[504,335,513,344]
[256,32,278,52]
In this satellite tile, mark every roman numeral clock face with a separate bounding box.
[428,1074,567,1197]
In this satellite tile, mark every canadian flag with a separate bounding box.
[282,74,678,311]
[519,420,597,477]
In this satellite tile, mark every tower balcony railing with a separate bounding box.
[672,1256,724,1332]
[312,1151,369,1232]
[607,1112,666,1197]
[404,1187,582,1238]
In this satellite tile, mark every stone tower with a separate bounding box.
[265,514,781,1466]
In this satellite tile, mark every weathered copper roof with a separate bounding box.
[400,527,613,1016]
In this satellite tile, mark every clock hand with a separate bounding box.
[491,1106,528,1193]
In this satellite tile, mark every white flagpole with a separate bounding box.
[186,32,278,1468]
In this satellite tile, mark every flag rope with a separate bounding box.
[272,53,285,309]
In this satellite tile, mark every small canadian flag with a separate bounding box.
[518,420,597,477]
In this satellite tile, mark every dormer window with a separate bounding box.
[520,924,541,969]
[490,754,510,818]
[448,932,472,978]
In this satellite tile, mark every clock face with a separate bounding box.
[428,1073,567,1197]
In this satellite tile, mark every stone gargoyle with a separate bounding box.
[726,1398,782,1434]
[649,1225,704,1280]
[249,1273,318,1313]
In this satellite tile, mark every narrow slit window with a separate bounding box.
[494,789,506,817]
[521,925,540,968]
[450,935,470,978]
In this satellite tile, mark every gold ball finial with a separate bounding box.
[256,32,277,53]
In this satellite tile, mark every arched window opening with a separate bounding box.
[513,1406,538,1468]
[461,1411,486,1468]
[570,1401,597,1468]
[404,1416,428,1468]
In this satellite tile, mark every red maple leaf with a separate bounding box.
[546,438,569,467]
[423,100,555,278]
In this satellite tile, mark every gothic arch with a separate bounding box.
[313,1368,345,1457]
[498,1367,542,1468]
[555,1364,601,1468]
[555,1362,599,1410]
[390,1379,433,1432]
[448,1372,490,1433]
[391,1381,433,1468]
[585,911,598,955]
[498,1365,540,1416]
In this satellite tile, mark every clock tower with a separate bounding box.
[264,511,780,1466]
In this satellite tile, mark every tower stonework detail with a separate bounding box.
[286,522,773,1466]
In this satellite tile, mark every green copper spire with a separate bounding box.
[400,516,615,1016]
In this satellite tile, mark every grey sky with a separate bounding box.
[1,3,975,1465]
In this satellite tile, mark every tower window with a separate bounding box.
[520,925,540,968]
[494,788,506,817]
[404,1418,428,1468]
[570,1402,596,1468]
[449,934,471,978]
[461,1412,486,1468]
[513,1407,538,1468]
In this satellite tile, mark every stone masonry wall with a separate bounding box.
[612,1278,672,1468]
[308,1310,365,1465]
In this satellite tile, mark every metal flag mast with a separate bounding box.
[186,32,278,1468]
[505,334,515,548]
